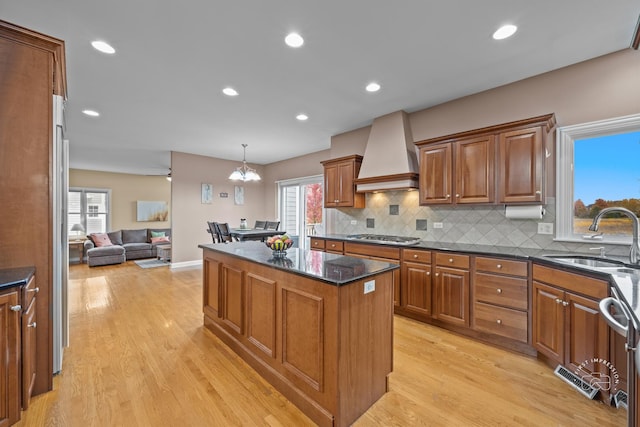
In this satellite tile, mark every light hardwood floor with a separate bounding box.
[16,262,627,426]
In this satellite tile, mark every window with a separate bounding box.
[68,188,111,237]
[277,175,324,250]
[556,114,640,243]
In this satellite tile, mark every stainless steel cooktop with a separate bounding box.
[345,234,422,246]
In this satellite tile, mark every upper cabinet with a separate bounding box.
[498,126,543,203]
[416,114,555,206]
[321,155,365,208]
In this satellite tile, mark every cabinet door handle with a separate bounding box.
[562,301,569,307]
[28,287,40,293]
[448,258,454,263]
[555,298,562,304]
[496,288,502,294]
[496,319,502,325]
[28,322,37,328]
[435,273,440,277]
[455,194,460,198]
[496,264,502,269]
[426,271,431,276]
[445,194,450,199]
[535,190,541,195]
[413,254,419,258]
[10,305,21,312]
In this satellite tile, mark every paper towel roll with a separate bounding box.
[504,205,545,219]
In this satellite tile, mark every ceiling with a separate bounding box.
[2,1,638,176]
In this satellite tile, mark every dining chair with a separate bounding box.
[265,221,280,231]
[254,220,267,229]
[215,222,236,242]
[206,221,221,243]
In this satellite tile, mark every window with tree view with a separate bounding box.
[557,114,640,243]
[573,131,640,236]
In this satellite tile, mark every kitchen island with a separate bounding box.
[199,241,398,427]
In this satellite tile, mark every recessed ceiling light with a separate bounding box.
[285,32,304,48]
[222,87,239,96]
[82,109,100,117]
[365,82,381,92]
[296,114,308,121]
[493,24,517,40]
[91,40,115,54]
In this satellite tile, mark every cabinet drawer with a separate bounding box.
[310,238,325,250]
[344,242,400,260]
[475,257,528,277]
[474,302,528,343]
[533,264,608,299]
[402,249,431,264]
[325,240,344,253]
[474,273,528,310]
[435,252,470,269]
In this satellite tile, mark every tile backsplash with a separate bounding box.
[329,190,630,257]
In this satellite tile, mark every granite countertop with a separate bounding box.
[317,233,640,325]
[199,241,398,286]
[0,266,35,291]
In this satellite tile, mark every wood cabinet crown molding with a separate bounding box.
[0,20,67,97]
[414,113,556,147]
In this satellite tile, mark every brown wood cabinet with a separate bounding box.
[201,246,394,427]
[401,249,432,318]
[0,288,21,426]
[21,275,38,411]
[532,265,609,380]
[415,114,555,206]
[0,20,67,399]
[473,256,529,343]
[321,155,365,208]
[418,143,452,204]
[498,126,544,203]
[417,136,494,205]
[433,253,470,327]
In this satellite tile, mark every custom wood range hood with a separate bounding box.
[354,110,419,192]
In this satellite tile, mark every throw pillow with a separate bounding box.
[151,236,170,244]
[91,233,113,247]
[150,231,166,237]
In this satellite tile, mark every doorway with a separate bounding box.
[277,176,324,250]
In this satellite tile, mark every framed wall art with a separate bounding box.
[234,186,244,205]
[137,201,169,221]
[201,183,213,204]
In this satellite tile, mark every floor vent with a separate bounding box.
[553,365,599,400]
[613,389,628,409]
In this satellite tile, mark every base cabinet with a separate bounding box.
[473,257,529,343]
[533,265,610,389]
[0,289,21,427]
[401,261,432,318]
[432,253,470,327]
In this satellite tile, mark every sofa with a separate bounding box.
[84,228,171,267]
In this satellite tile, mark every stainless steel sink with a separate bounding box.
[542,254,626,268]
[598,267,640,275]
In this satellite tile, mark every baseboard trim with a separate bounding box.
[170,259,202,270]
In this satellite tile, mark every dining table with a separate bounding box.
[230,228,286,242]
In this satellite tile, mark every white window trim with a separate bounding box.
[556,113,640,244]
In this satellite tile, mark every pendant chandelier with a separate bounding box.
[229,144,261,181]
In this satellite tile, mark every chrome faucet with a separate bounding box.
[589,207,640,264]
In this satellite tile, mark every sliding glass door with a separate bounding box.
[278,176,324,250]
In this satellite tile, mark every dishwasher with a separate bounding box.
[600,287,639,427]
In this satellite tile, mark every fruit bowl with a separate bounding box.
[265,234,293,256]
